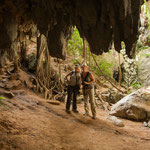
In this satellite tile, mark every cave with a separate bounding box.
[0,0,146,61]
[1,2,150,149]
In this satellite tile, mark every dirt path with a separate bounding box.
[0,90,150,150]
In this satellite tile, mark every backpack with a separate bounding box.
[69,71,80,86]
[82,72,94,89]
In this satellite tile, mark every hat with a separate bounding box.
[75,64,79,68]
[81,62,87,67]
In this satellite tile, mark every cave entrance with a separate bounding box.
[67,27,91,66]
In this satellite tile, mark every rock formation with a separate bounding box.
[0,0,145,59]
[137,50,150,86]
[121,50,138,86]
[110,86,150,121]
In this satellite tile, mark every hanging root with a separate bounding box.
[34,78,52,99]
[35,61,65,100]
[91,51,125,94]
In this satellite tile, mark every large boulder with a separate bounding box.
[110,87,150,121]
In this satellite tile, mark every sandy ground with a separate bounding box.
[0,89,150,150]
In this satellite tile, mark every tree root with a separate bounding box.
[95,90,110,111]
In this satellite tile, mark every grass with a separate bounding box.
[0,97,6,107]
[130,81,144,90]
[145,53,150,57]
[0,97,5,100]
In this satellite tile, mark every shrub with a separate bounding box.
[130,81,144,90]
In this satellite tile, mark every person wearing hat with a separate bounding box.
[65,64,81,114]
[81,63,96,119]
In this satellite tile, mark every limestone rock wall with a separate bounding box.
[122,54,138,86]
[0,0,145,59]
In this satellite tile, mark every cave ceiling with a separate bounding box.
[0,0,147,59]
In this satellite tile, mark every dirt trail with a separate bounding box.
[0,89,150,150]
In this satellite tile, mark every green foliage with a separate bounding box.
[136,39,143,49]
[145,53,150,57]
[148,35,150,41]
[67,27,114,78]
[91,59,113,77]
[99,62,113,77]
[0,97,5,100]
[68,27,83,57]
[136,38,149,53]
[130,81,144,90]
[121,42,126,49]
[0,97,6,107]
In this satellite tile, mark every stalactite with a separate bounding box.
[0,0,145,59]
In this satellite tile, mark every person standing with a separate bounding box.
[65,65,81,114]
[81,63,96,119]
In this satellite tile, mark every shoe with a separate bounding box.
[92,116,96,119]
[83,112,90,117]
[66,109,71,114]
[72,109,79,113]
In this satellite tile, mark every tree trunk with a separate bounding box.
[20,41,27,66]
[89,50,91,69]
[83,37,86,62]
[118,52,122,86]
[11,39,19,72]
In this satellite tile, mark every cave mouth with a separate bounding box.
[0,0,144,62]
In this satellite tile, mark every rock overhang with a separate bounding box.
[0,0,146,59]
